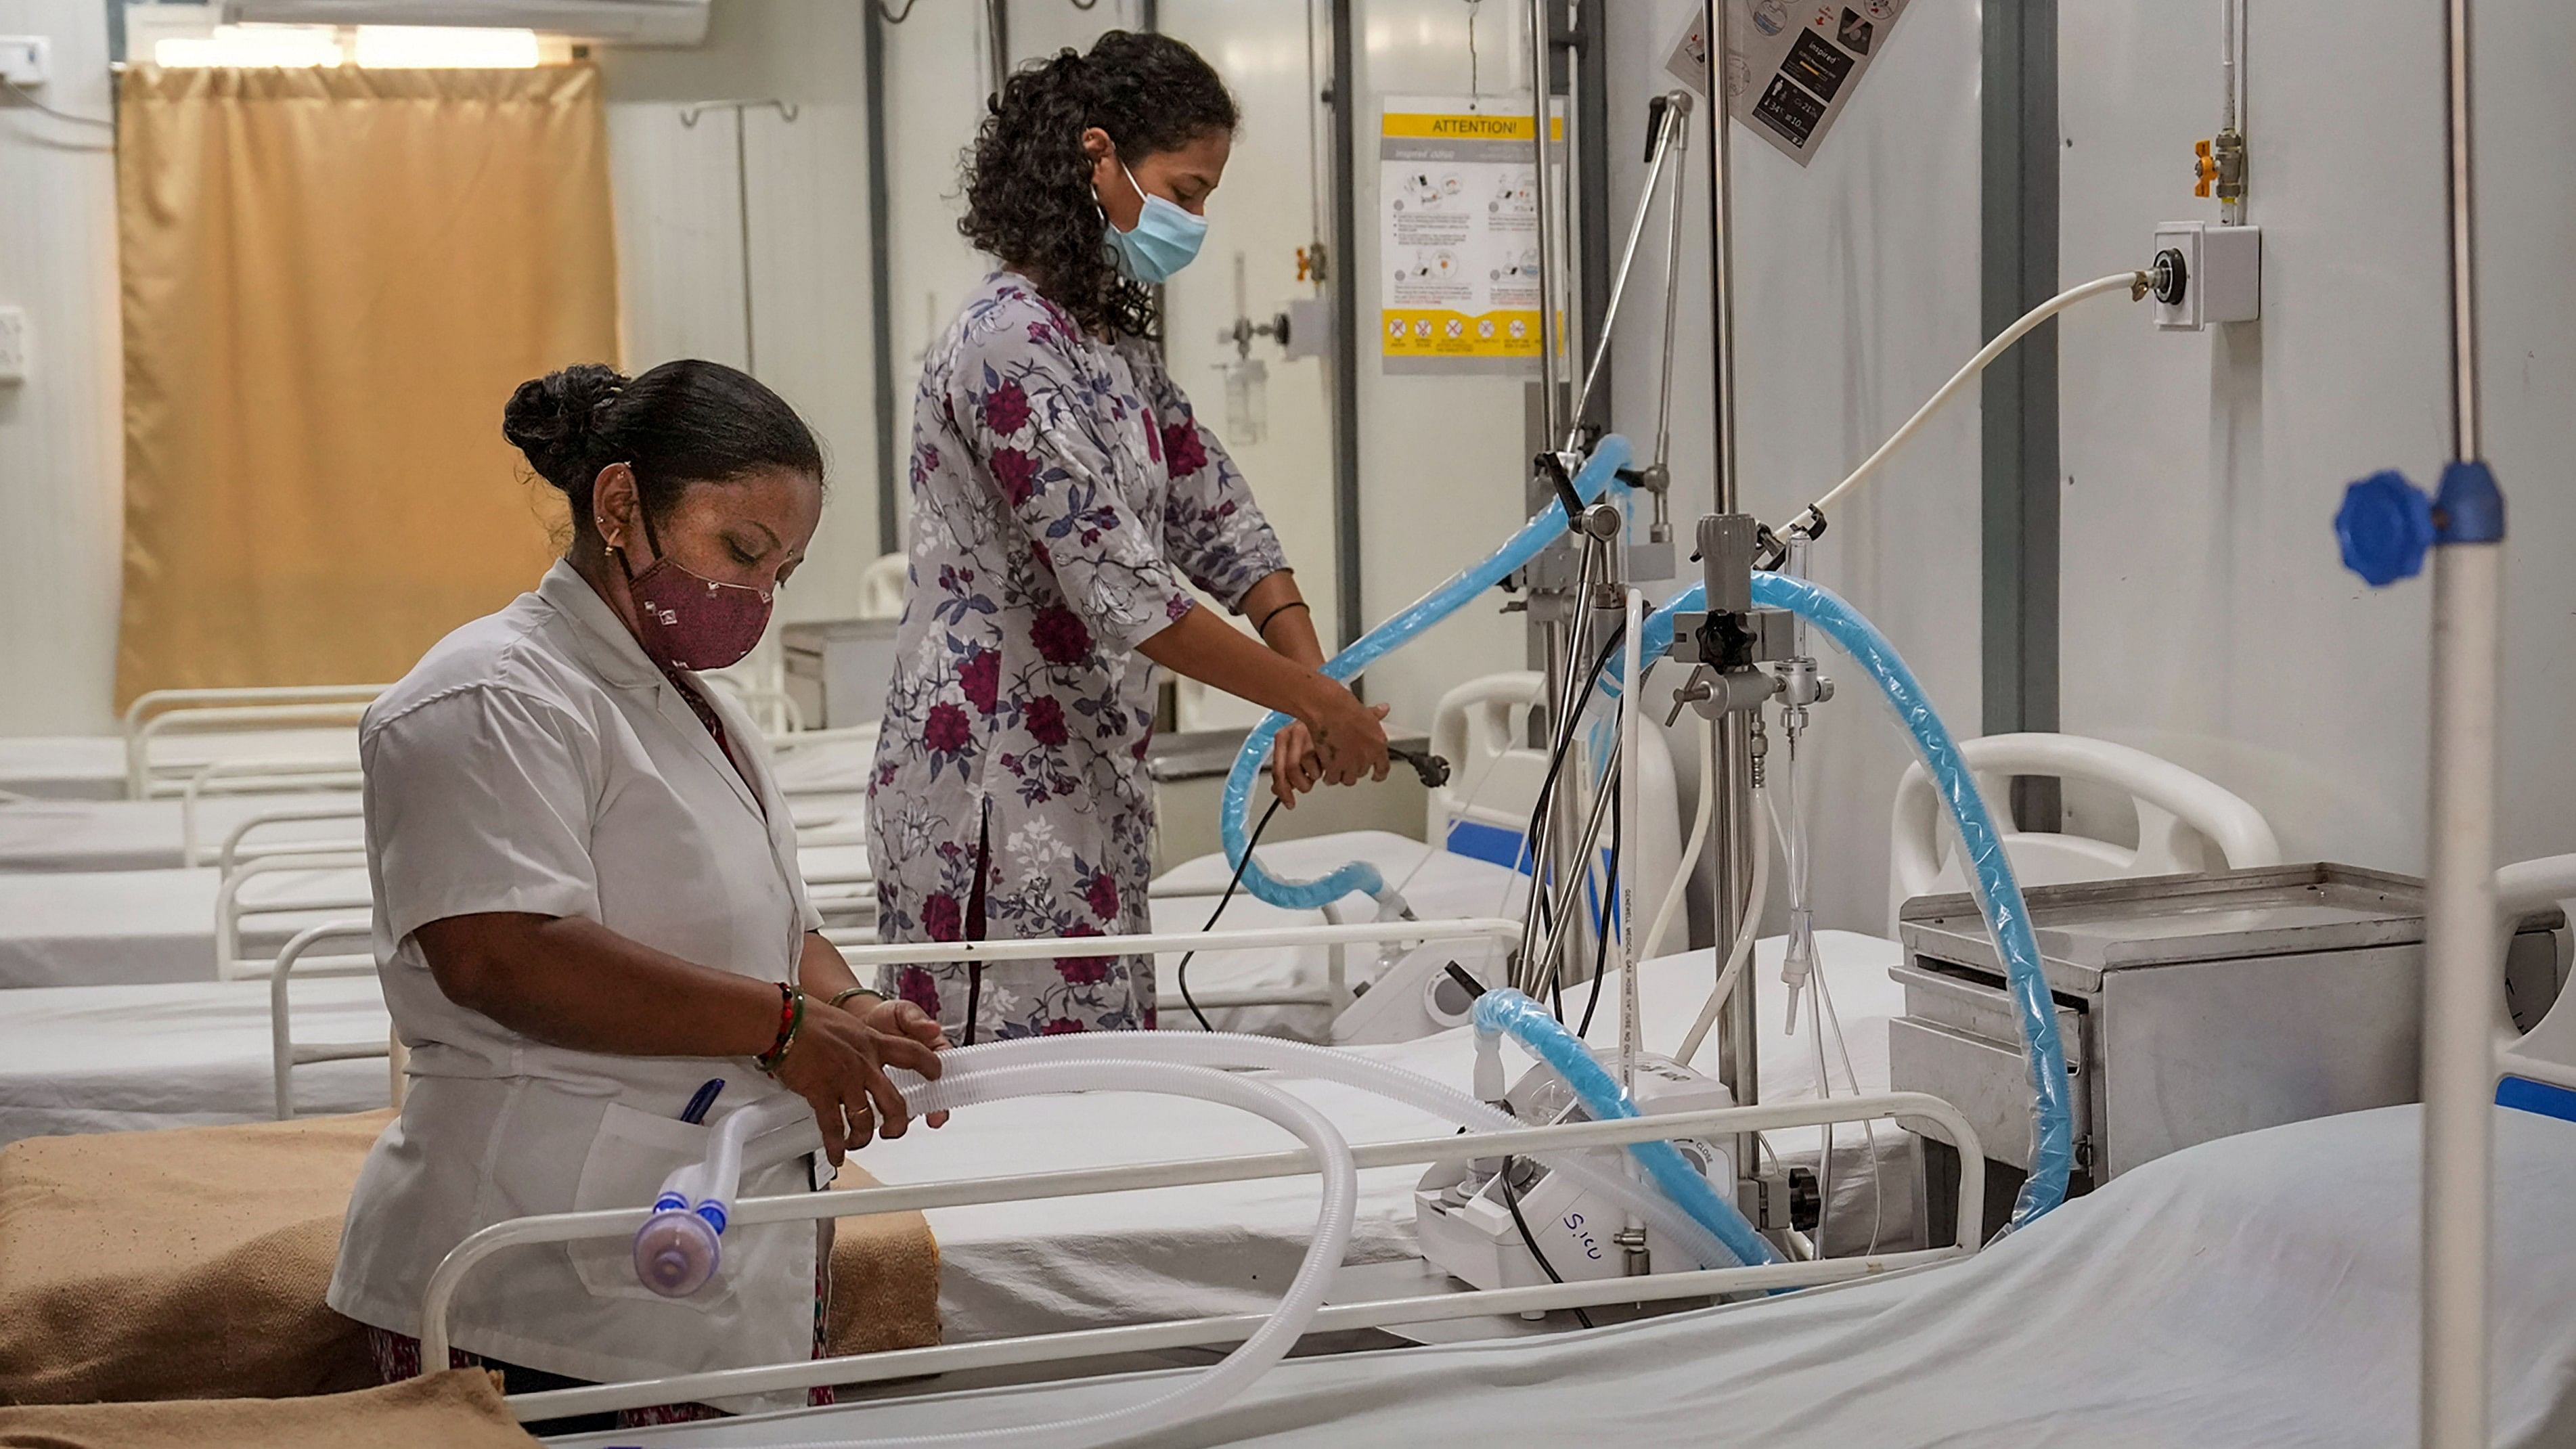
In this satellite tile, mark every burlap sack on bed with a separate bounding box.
[0,1368,539,1448]
[0,1111,939,1406]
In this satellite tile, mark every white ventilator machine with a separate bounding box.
[1417,1046,1737,1292]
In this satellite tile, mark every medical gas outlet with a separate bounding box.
[2151,221,2261,331]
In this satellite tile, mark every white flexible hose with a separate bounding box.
[766,1058,1356,1449]
[1674,794,1770,1067]
[1639,710,1716,964]
[929,1031,1742,1272]
[1785,271,2145,530]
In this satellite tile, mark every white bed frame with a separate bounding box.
[422,1074,1985,1423]
[120,686,381,800]
[269,918,393,1119]
[177,756,365,866]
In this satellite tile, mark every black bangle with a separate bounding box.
[1255,600,1310,638]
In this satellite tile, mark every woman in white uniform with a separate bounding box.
[328,360,946,1431]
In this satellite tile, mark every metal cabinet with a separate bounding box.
[1892,864,2566,1240]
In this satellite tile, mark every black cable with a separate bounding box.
[1496,1157,1596,1331]
[1576,793,1622,1038]
[1174,795,1285,1031]
[1517,627,1629,1009]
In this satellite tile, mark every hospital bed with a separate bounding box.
[0,686,378,803]
[0,803,880,992]
[554,1102,2576,1449]
[0,711,879,874]
[853,934,1914,1347]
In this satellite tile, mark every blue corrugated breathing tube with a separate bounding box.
[1215,435,1633,911]
[1628,574,2074,1226]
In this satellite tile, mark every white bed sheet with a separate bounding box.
[767,735,881,797]
[0,729,355,803]
[0,845,879,989]
[858,934,1910,1345]
[569,1105,2576,1449]
[0,976,393,1144]
[0,865,365,988]
[1147,832,1532,1040]
[0,793,363,874]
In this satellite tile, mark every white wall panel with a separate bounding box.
[1348,0,1540,736]
[2060,0,2576,874]
[602,0,885,627]
[1604,0,1985,935]
[0,0,122,735]
[1159,0,1340,663]
[881,0,996,500]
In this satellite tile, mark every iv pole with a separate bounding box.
[2328,5,2505,1442]
[678,99,801,379]
[2420,1,2503,1442]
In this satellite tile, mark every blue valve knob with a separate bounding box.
[2335,470,2434,587]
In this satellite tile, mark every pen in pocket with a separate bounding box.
[680,1078,724,1125]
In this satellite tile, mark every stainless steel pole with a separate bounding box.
[1703,1,1741,507]
[2421,4,2498,1446]
[1697,0,1759,1182]
[985,0,1011,97]
[1528,0,1561,447]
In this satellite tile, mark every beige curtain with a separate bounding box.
[114,64,618,705]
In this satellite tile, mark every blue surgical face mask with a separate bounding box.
[1101,159,1207,285]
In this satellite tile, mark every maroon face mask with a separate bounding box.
[617,505,774,672]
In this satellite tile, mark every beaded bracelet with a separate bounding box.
[753,983,806,1073]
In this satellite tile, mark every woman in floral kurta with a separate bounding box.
[867,32,1388,1040]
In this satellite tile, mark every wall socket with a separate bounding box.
[0,307,28,386]
[0,37,50,87]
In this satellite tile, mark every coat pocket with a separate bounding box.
[567,1102,732,1309]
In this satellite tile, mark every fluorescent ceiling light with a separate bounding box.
[350,25,541,68]
[154,24,346,68]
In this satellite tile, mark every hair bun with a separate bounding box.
[503,362,627,493]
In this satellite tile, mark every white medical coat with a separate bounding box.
[326,560,828,1389]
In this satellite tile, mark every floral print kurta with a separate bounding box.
[866,272,1289,1040]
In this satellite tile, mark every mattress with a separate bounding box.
[562,1104,2576,1449]
[850,935,1912,1345]
[0,977,392,1144]
[1147,832,1533,1039]
[0,729,354,803]
[0,794,363,874]
[0,865,365,989]
[0,845,879,989]
[765,734,882,797]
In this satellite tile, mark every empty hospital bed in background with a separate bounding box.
[0,686,377,803]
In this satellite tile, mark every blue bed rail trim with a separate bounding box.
[1444,819,1530,873]
[2497,1074,2576,1124]
[1440,820,1626,940]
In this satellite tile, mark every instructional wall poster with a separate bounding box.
[1377,95,1564,376]
[1661,0,1909,167]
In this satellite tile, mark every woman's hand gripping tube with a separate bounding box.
[635,1094,814,1298]
[1626,575,2076,1227]
[1218,436,1635,911]
[1472,987,1779,1269]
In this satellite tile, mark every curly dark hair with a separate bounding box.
[960,30,1238,341]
